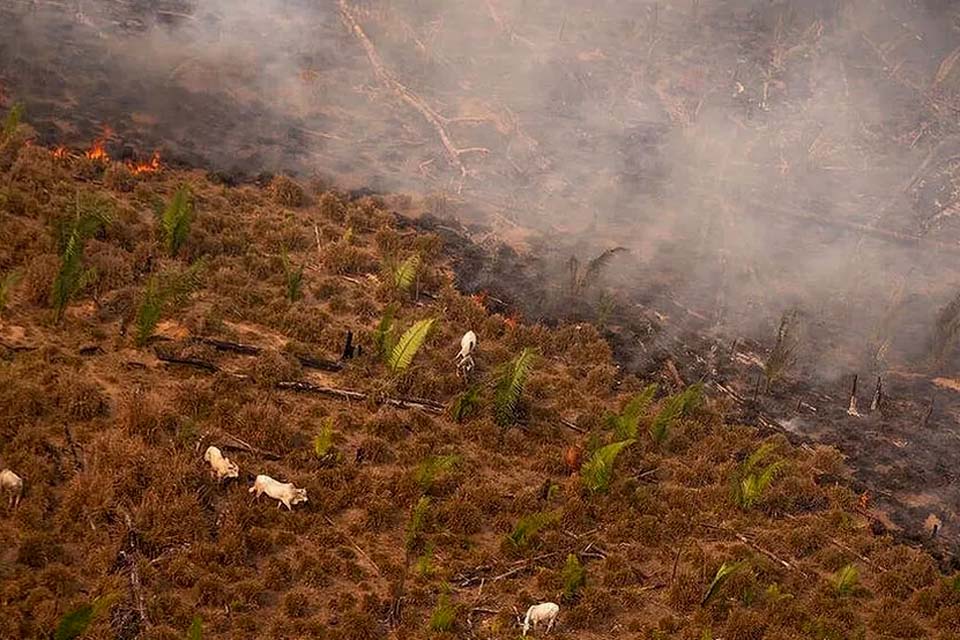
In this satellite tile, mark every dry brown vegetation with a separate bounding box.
[1,134,958,639]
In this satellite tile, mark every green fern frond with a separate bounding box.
[506,510,560,548]
[51,194,113,323]
[562,553,586,600]
[393,253,420,292]
[134,261,205,345]
[406,496,431,551]
[313,417,336,459]
[449,385,481,423]
[54,594,116,640]
[0,270,20,315]
[734,443,785,508]
[429,591,457,632]
[187,616,203,640]
[494,347,538,426]
[702,560,746,606]
[580,246,628,290]
[161,185,194,257]
[415,454,460,491]
[832,563,859,596]
[388,318,435,372]
[610,383,658,439]
[2,103,24,139]
[649,383,704,446]
[580,439,634,493]
[650,393,684,445]
[374,303,398,358]
[281,248,305,302]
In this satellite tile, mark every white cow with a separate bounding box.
[249,474,308,510]
[0,469,23,508]
[523,602,559,636]
[203,446,239,481]
[456,330,477,378]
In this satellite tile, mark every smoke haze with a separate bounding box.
[4,0,960,374]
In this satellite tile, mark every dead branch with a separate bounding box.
[338,0,472,184]
[154,351,219,372]
[559,417,587,433]
[323,514,382,576]
[113,506,150,631]
[276,380,446,414]
[219,430,281,461]
[194,337,343,372]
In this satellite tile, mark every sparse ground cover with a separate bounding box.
[1,125,959,639]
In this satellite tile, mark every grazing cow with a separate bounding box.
[523,602,559,636]
[248,474,308,510]
[0,469,23,508]
[456,330,477,379]
[203,446,239,481]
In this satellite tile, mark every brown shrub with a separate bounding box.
[668,573,702,611]
[565,587,616,630]
[103,163,136,192]
[270,175,307,207]
[20,252,58,306]
[16,532,65,568]
[323,242,378,275]
[871,598,927,638]
[252,349,303,387]
[56,373,109,420]
[724,608,767,640]
[283,589,313,618]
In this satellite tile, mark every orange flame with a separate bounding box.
[129,150,162,174]
[504,313,521,330]
[470,290,488,308]
[51,146,69,160]
[85,126,112,161]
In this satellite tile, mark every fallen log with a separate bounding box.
[194,337,343,372]
[276,380,446,414]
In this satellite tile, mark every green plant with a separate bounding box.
[494,347,538,427]
[134,260,205,345]
[449,385,481,423]
[281,248,304,302]
[580,439,634,493]
[388,318,435,372]
[567,247,628,296]
[54,595,115,640]
[832,563,859,596]
[406,496,431,551]
[649,383,703,446]
[764,309,800,388]
[313,417,336,460]
[2,103,24,139]
[931,291,960,367]
[732,442,786,508]
[429,590,457,632]
[187,616,202,640]
[702,560,746,606]
[374,303,398,358]
[390,253,420,293]
[562,553,586,600]
[415,454,460,491]
[608,383,658,439]
[51,192,113,323]
[414,545,435,577]
[0,269,19,315]
[159,185,194,257]
[506,510,560,548]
